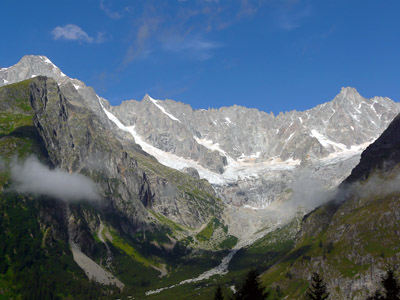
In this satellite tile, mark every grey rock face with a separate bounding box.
[106,95,228,174]
[27,76,222,231]
[106,87,399,208]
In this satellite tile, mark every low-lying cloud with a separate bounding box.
[351,172,400,200]
[284,170,337,214]
[283,167,400,217]
[11,156,100,202]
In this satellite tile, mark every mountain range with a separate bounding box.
[0,55,399,299]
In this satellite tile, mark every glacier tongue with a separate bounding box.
[99,96,304,186]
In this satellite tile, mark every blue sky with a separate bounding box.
[1,0,400,113]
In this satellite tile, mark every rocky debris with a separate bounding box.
[70,243,124,289]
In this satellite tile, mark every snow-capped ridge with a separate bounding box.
[98,96,305,187]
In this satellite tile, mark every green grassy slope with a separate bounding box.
[0,80,121,299]
[260,189,400,299]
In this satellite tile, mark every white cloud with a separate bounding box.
[51,24,104,44]
[11,156,100,202]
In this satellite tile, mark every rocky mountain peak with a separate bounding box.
[19,54,55,67]
[142,93,153,101]
[335,86,363,103]
[0,55,67,87]
[340,86,359,95]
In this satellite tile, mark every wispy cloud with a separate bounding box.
[51,24,105,44]
[118,0,313,67]
[162,35,222,61]
[120,0,250,66]
[122,16,161,65]
[11,156,100,202]
[99,0,132,19]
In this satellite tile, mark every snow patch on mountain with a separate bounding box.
[148,96,182,123]
[319,140,374,166]
[225,117,233,125]
[310,129,347,151]
[194,137,235,163]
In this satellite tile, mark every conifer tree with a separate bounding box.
[214,284,224,300]
[367,269,400,300]
[305,272,329,300]
[382,269,400,300]
[234,269,270,300]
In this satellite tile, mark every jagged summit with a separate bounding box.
[340,86,359,95]
[143,93,152,101]
[0,55,67,86]
[0,55,391,115]
[332,86,364,103]
[134,86,376,118]
[19,54,55,65]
